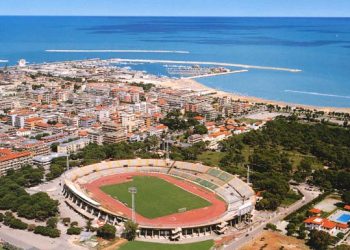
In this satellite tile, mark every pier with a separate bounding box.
[110,58,302,73]
[184,69,249,79]
[46,49,190,54]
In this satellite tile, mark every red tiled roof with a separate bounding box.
[35,122,50,128]
[54,123,65,128]
[25,117,42,123]
[322,219,336,229]
[155,124,168,130]
[194,116,204,120]
[78,130,88,136]
[304,216,323,225]
[309,208,322,214]
[0,149,31,162]
[336,223,348,229]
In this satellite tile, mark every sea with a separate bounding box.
[0,16,350,108]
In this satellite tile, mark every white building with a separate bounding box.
[57,138,90,154]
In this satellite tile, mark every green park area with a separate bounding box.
[118,240,214,250]
[100,176,211,219]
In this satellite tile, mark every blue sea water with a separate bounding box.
[0,16,350,107]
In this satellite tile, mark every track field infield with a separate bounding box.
[100,176,212,219]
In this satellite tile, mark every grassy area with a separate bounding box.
[281,190,303,206]
[286,151,323,171]
[100,176,211,219]
[242,146,323,171]
[118,240,214,250]
[198,151,225,167]
[235,118,261,124]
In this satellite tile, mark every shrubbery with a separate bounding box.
[2,212,28,230]
[67,227,82,235]
[34,226,61,238]
[97,224,116,240]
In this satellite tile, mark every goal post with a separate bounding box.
[178,207,187,213]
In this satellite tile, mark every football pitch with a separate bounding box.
[100,176,212,219]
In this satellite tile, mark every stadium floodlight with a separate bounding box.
[66,153,70,171]
[128,187,137,222]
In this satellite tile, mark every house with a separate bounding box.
[304,216,348,236]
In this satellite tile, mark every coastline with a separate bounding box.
[155,78,350,113]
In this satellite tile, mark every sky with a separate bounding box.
[0,0,349,17]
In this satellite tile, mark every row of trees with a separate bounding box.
[0,212,61,238]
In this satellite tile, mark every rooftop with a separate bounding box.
[0,148,31,162]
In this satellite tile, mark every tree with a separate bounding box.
[298,224,307,239]
[335,245,350,250]
[51,143,59,152]
[46,217,58,228]
[308,230,332,250]
[264,223,277,231]
[194,125,208,135]
[337,232,345,240]
[286,222,297,236]
[124,220,138,241]
[145,135,159,150]
[86,219,92,232]
[97,224,116,240]
[342,191,350,204]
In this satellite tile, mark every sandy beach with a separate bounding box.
[155,78,350,113]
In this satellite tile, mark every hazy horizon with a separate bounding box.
[1,0,349,17]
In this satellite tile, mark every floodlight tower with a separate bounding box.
[246,164,250,185]
[66,154,69,171]
[128,187,137,222]
[166,137,169,160]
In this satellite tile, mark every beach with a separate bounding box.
[155,77,350,113]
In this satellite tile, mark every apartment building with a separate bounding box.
[0,148,32,176]
[57,138,90,154]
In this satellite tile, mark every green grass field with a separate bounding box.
[118,240,214,250]
[100,176,211,219]
[198,151,225,167]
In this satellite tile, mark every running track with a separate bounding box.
[83,172,227,227]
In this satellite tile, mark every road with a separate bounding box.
[0,224,85,250]
[224,184,320,250]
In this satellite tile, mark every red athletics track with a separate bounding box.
[83,172,227,227]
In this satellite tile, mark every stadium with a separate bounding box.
[62,159,255,241]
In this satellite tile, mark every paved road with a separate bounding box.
[0,224,85,250]
[224,184,320,250]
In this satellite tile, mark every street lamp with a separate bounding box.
[128,187,137,223]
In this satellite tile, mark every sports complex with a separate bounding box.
[63,159,255,241]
